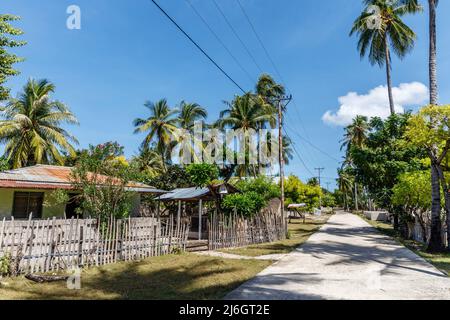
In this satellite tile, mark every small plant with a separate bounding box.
[286,230,292,240]
[0,253,11,277]
[170,246,183,255]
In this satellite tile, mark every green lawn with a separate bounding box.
[219,216,330,257]
[358,214,450,276]
[0,253,271,300]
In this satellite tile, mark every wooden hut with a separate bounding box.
[158,183,239,240]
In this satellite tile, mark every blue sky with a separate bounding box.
[3,0,450,189]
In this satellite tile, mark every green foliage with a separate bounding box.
[148,165,192,191]
[44,189,70,208]
[222,192,265,217]
[186,163,219,188]
[0,252,11,276]
[0,157,10,171]
[347,113,426,209]
[285,175,322,211]
[0,14,26,101]
[235,176,280,202]
[350,0,422,67]
[392,171,432,211]
[322,193,336,208]
[0,79,79,168]
[70,143,137,221]
[404,105,450,153]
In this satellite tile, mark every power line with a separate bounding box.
[184,0,256,85]
[211,0,264,74]
[149,0,247,94]
[150,0,313,179]
[286,126,341,163]
[235,0,312,142]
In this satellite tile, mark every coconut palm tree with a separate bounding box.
[255,74,285,129]
[426,0,443,252]
[338,169,354,211]
[217,94,274,131]
[283,135,294,165]
[350,0,422,115]
[428,0,438,106]
[0,79,79,168]
[133,99,178,162]
[340,116,369,164]
[177,101,207,130]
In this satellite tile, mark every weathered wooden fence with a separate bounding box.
[208,210,287,250]
[0,215,189,276]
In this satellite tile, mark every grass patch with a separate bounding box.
[219,216,330,257]
[0,253,271,300]
[357,213,450,276]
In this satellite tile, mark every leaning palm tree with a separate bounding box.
[133,99,178,163]
[350,0,422,115]
[177,101,207,131]
[0,79,79,168]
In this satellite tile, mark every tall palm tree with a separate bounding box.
[340,116,369,162]
[0,79,79,168]
[133,99,178,162]
[350,0,422,115]
[338,169,354,211]
[427,0,443,252]
[255,74,285,129]
[428,0,438,106]
[217,94,274,131]
[177,101,207,130]
[282,135,294,165]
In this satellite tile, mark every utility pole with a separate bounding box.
[271,95,292,223]
[315,167,324,208]
[355,182,359,211]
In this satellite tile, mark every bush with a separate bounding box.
[186,164,219,188]
[222,192,265,217]
[235,176,280,202]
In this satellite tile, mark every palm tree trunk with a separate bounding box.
[384,37,395,115]
[429,0,438,106]
[436,165,450,249]
[429,162,444,252]
[427,0,444,252]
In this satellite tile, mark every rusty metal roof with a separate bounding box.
[0,165,165,193]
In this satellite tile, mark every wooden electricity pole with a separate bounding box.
[272,95,292,221]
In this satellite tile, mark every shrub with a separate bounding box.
[235,176,280,202]
[222,192,265,217]
[186,163,219,188]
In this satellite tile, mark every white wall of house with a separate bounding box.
[0,188,66,219]
[0,188,144,219]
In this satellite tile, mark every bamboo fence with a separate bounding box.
[208,208,287,250]
[0,214,189,276]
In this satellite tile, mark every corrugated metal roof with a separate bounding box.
[0,165,165,193]
[158,187,210,201]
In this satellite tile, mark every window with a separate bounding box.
[12,192,44,219]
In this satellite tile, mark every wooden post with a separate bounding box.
[177,200,181,236]
[78,225,84,267]
[198,199,203,240]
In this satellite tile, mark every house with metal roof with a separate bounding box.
[158,183,239,240]
[0,165,165,219]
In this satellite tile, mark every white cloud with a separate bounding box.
[322,82,429,126]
